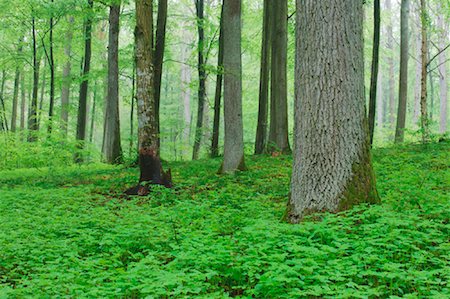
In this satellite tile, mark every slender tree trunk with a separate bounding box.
[75,0,94,161]
[20,72,26,131]
[132,0,171,194]
[254,0,271,154]
[89,81,97,143]
[192,0,206,160]
[28,17,40,141]
[38,60,46,130]
[0,71,7,131]
[154,0,168,148]
[428,47,434,122]
[61,16,74,137]
[368,0,380,145]
[376,71,383,128]
[180,29,192,159]
[414,26,422,126]
[130,60,136,157]
[395,0,409,143]
[438,12,448,134]
[102,4,123,164]
[11,37,23,132]
[211,3,224,158]
[268,0,290,154]
[385,0,396,127]
[420,0,429,143]
[47,0,55,134]
[220,0,245,173]
[288,0,379,223]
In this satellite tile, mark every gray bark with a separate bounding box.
[414,27,422,126]
[420,0,429,143]
[438,12,448,134]
[61,16,74,136]
[385,0,396,127]
[288,0,379,223]
[220,0,245,173]
[395,0,409,143]
[268,0,290,154]
[102,4,123,164]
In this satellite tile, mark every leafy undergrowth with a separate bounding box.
[0,142,448,298]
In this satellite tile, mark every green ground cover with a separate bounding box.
[0,142,449,298]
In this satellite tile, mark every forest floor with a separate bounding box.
[0,142,449,298]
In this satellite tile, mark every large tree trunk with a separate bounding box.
[385,0,396,127]
[192,0,206,160]
[28,17,40,141]
[130,60,136,157]
[288,0,379,223]
[438,12,447,134]
[394,0,409,143]
[154,0,168,148]
[254,0,271,154]
[368,0,380,145]
[211,3,224,158]
[75,0,94,161]
[61,16,74,137]
[102,4,123,164]
[130,0,172,196]
[11,38,23,132]
[268,0,290,154]
[47,0,55,134]
[420,0,429,143]
[220,0,245,173]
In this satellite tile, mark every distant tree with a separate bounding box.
[75,0,94,161]
[102,3,123,164]
[11,37,23,133]
[28,16,40,141]
[20,73,26,131]
[385,0,396,127]
[267,0,290,154]
[61,16,74,136]
[287,0,379,223]
[438,7,448,134]
[254,0,271,154]
[192,0,206,160]
[220,0,245,173]
[395,0,409,143]
[368,0,380,145]
[128,0,172,195]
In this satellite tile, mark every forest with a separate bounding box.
[0,0,449,297]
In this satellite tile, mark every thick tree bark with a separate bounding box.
[420,0,429,143]
[268,0,290,154]
[368,0,380,145]
[220,0,245,173]
[288,0,379,223]
[385,0,396,127]
[75,0,94,161]
[211,3,224,158]
[11,37,23,132]
[131,0,172,195]
[438,12,447,134]
[154,0,168,148]
[192,0,206,160]
[254,0,271,154]
[61,16,74,137]
[28,17,40,141]
[102,4,123,164]
[47,0,55,134]
[394,0,409,143]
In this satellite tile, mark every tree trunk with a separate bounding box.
[414,25,422,126]
[89,81,97,143]
[220,0,245,173]
[102,4,123,164]
[368,0,380,145]
[287,0,379,223]
[192,0,206,160]
[268,0,290,154]
[38,59,46,130]
[0,71,7,131]
[394,0,409,143]
[130,0,172,195]
[254,0,271,154]
[28,17,40,141]
[154,0,168,149]
[130,59,136,157]
[211,3,224,158]
[385,0,396,127]
[47,0,55,134]
[61,16,74,137]
[180,28,192,159]
[420,0,429,143]
[438,10,448,134]
[20,72,26,131]
[11,38,23,132]
[75,0,94,161]
[376,71,383,128]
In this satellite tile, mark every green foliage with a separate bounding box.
[0,142,449,298]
